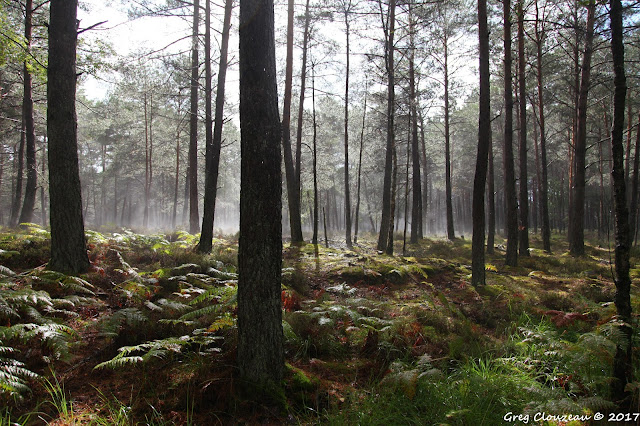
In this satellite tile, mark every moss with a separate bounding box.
[286,363,321,393]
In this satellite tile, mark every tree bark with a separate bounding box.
[377,0,396,252]
[569,1,595,256]
[534,0,551,252]
[188,0,200,234]
[40,139,47,226]
[403,125,410,254]
[10,126,25,227]
[19,0,37,225]
[409,0,422,243]
[199,0,232,253]
[609,0,633,407]
[472,0,491,286]
[143,92,151,228]
[629,110,640,243]
[517,0,528,256]
[47,0,89,274]
[238,0,284,390]
[503,0,518,266]
[312,67,319,245]
[487,135,495,253]
[343,2,353,247]
[443,32,454,241]
[354,84,367,244]
[282,0,304,243]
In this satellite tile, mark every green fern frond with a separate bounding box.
[94,355,144,370]
[60,295,95,306]
[179,304,221,321]
[99,308,148,338]
[0,350,38,398]
[144,301,162,312]
[156,298,191,313]
[577,396,616,412]
[206,314,234,332]
[0,302,19,321]
[0,266,16,277]
[189,286,236,306]
[21,305,46,324]
[157,318,197,327]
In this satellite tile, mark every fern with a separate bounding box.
[0,266,16,277]
[0,354,37,398]
[155,298,191,314]
[178,304,222,322]
[189,285,235,306]
[4,323,77,361]
[99,308,147,338]
[94,332,222,370]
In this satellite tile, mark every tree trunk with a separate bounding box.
[534,0,551,252]
[472,0,491,286]
[355,84,367,244]
[487,135,495,253]
[377,0,396,252]
[599,129,606,238]
[237,0,284,391]
[503,0,518,266]
[420,112,429,233]
[188,0,200,234]
[403,125,410,254]
[625,98,632,188]
[343,4,353,247]
[609,0,633,407]
[386,138,397,255]
[47,0,89,274]
[312,67,319,245]
[409,0,422,243]
[40,139,47,226]
[517,0,529,256]
[629,111,640,242]
[173,126,180,229]
[143,92,150,228]
[19,0,36,225]
[569,1,595,256]
[282,0,303,243]
[444,33,454,241]
[10,126,25,227]
[199,0,232,252]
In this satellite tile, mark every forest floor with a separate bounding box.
[0,225,639,425]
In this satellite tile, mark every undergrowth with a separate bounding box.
[0,227,638,424]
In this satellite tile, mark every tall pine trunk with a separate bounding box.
[10,126,25,227]
[19,0,37,225]
[312,67,319,245]
[535,0,551,252]
[199,0,233,252]
[377,0,396,252]
[343,4,353,247]
[503,0,518,266]
[609,0,633,407]
[517,0,529,256]
[444,32,455,241]
[354,84,367,244]
[188,0,200,234]
[472,0,491,286]
[569,1,595,256]
[409,0,422,243]
[47,0,89,274]
[629,111,640,242]
[237,0,284,390]
[282,0,304,243]
[487,136,495,253]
